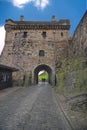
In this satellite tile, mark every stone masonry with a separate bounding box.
[72,11,87,57]
[0,15,70,85]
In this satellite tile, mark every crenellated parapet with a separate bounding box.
[5,16,70,31]
[1,15,71,85]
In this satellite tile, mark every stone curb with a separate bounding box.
[54,92,75,130]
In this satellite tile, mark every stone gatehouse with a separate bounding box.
[0,15,70,85]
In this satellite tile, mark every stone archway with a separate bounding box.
[34,64,52,84]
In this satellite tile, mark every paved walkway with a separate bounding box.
[0,83,72,130]
[0,87,20,98]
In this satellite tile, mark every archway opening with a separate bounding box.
[34,64,52,84]
[38,70,48,83]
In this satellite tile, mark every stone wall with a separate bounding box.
[55,11,87,94]
[72,11,87,57]
[0,16,70,85]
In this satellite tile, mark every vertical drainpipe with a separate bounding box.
[53,30,56,86]
[52,15,56,86]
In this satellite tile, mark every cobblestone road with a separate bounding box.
[0,83,72,130]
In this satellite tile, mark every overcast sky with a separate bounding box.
[0,0,86,54]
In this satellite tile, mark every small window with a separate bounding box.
[23,32,27,38]
[39,50,45,56]
[42,31,46,38]
[61,32,63,37]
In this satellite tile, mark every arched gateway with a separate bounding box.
[34,64,52,84]
[0,16,70,86]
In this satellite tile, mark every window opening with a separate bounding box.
[23,32,27,38]
[61,32,63,37]
[39,50,45,56]
[42,31,46,38]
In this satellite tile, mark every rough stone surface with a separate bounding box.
[0,83,72,130]
[72,11,87,57]
[0,17,70,84]
[57,93,87,130]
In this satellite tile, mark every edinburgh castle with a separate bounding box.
[0,11,87,86]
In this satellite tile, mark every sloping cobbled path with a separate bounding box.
[0,83,72,130]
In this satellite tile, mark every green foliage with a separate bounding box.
[75,68,87,92]
[56,61,62,69]
[38,73,48,81]
[76,75,81,91]
[55,71,66,92]
[55,57,87,94]
[84,67,87,73]
[24,71,31,87]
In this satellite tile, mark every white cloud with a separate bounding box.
[35,0,49,9]
[8,0,49,9]
[13,0,32,8]
[0,26,6,55]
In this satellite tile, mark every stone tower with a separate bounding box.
[0,16,70,85]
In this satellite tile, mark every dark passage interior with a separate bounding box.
[34,64,52,84]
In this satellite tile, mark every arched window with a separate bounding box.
[39,50,45,56]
